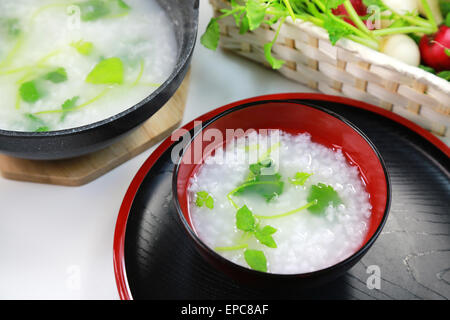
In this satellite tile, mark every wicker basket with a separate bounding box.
[210,0,450,142]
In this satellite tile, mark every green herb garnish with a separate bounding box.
[235,205,277,248]
[116,0,130,10]
[236,205,256,232]
[245,0,267,31]
[289,172,313,186]
[60,96,80,120]
[19,81,43,103]
[77,0,111,21]
[195,191,214,209]
[244,249,267,272]
[437,70,450,81]
[35,126,49,132]
[24,113,49,132]
[45,67,68,83]
[233,179,284,202]
[1,18,21,38]
[86,57,124,85]
[71,40,94,56]
[307,183,342,214]
[200,18,220,50]
[254,225,277,248]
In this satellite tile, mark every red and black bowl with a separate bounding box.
[0,0,199,160]
[172,101,391,288]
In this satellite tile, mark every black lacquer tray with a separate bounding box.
[114,94,450,300]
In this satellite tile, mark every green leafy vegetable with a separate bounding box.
[236,205,256,232]
[326,0,346,10]
[60,96,80,120]
[24,113,48,132]
[77,0,111,21]
[441,1,450,19]
[244,249,267,272]
[254,225,277,248]
[200,18,220,50]
[419,64,435,73]
[19,81,43,103]
[235,156,284,201]
[71,40,94,55]
[437,70,450,81]
[75,0,131,21]
[1,18,21,37]
[86,57,124,84]
[62,96,80,110]
[245,0,267,31]
[116,0,130,10]
[307,183,342,214]
[323,15,352,45]
[289,172,313,186]
[234,179,284,202]
[45,67,68,83]
[35,126,49,132]
[235,205,278,248]
[195,191,214,209]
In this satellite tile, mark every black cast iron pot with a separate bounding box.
[0,0,199,160]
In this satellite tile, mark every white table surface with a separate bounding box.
[0,2,315,299]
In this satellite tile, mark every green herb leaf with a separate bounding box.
[45,67,68,83]
[235,179,284,202]
[244,249,267,272]
[71,40,94,55]
[116,0,130,10]
[195,191,214,209]
[35,126,49,132]
[249,158,273,177]
[437,71,450,81]
[419,65,435,74]
[239,14,250,34]
[245,0,267,31]
[19,81,43,103]
[77,0,111,21]
[201,18,220,50]
[441,3,450,20]
[254,225,277,248]
[362,0,388,11]
[62,96,80,110]
[236,205,256,232]
[86,57,124,84]
[1,18,21,37]
[326,0,346,10]
[323,15,352,45]
[445,48,450,58]
[60,96,80,121]
[307,183,342,214]
[25,113,48,131]
[289,172,313,186]
[264,42,285,69]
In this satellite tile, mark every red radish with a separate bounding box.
[420,25,450,72]
[332,0,372,29]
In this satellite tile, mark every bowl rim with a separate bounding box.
[171,100,392,279]
[0,0,199,138]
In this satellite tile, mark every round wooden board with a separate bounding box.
[0,70,190,187]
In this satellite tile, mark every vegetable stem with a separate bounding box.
[372,26,434,36]
[282,0,296,21]
[343,0,371,36]
[253,200,317,220]
[419,0,438,31]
